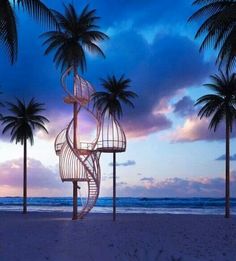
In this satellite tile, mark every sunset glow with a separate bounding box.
[0,0,235,198]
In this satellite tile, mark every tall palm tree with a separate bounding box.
[195,70,236,218]
[188,0,236,72]
[41,3,108,73]
[1,98,49,213]
[41,3,108,220]
[92,75,137,221]
[0,0,57,64]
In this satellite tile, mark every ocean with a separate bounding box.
[0,197,236,215]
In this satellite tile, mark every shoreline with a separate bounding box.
[1,207,236,215]
[0,212,235,261]
[1,197,236,216]
[0,210,235,215]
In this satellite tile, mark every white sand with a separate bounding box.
[0,212,235,261]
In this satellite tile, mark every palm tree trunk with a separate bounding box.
[23,136,27,214]
[72,67,78,220]
[72,181,78,220]
[225,114,230,218]
[73,102,78,149]
[113,152,116,221]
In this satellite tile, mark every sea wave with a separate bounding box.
[0,197,235,215]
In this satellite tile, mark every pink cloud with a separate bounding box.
[40,106,172,141]
[34,110,70,141]
[0,158,71,197]
[123,98,173,138]
[36,109,98,142]
[115,173,236,197]
[124,113,172,138]
[169,116,230,143]
[1,158,235,198]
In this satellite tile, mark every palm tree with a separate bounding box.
[188,0,236,72]
[41,3,108,73]
[195,70,236,218]
[0,0,57,64]
[1,98,49,213]
[92,75,137,221]
[41,3,108,220]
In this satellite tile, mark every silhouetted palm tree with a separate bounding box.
[0,0,57,64]
[1,98,49,213]
[189,0,236,72]
[92,75,137,221]
[41,3,108,73]
[195,70,236,218]
[41,3,108,220]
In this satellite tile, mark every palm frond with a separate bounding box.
[189,0,236,72]
[17,0,58,28]
[0,0,17,63]
[2,97,49,145]
[196,70,236,133]
[92,75,137,119]
[209,106,225,131]
[41,3,108,72]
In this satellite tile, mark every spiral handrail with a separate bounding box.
[55,67,127,219]
[55,68,101,219]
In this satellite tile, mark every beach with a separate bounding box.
[0,212,235,261]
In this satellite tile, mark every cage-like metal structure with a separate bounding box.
[54,67,126,219]
[96,113,126,153]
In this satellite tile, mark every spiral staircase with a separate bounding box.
[54,68,101,219]
[54,67,127,219]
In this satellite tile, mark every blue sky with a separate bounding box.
[0,0,236,197]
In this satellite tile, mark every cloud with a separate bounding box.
[2,158,235,198]
[36,110,70,140]
[117,182,127,186]
[140,177,155,182]
[83,0,195,32]
[216,154,236,161]
[87,31,211,138]
[36,107,99,142]
[102,173,121,181]
[169,116,232,142]
[109,160,136,167]
[0,158,71,196]
[140,177,155,189]
[173,96,196,117]
[116,173,236,197]
[170,113,236,143]
[123,113,172,138]
[0,0,211,140]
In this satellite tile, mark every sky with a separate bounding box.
[0,0,236,198]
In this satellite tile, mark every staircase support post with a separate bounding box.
[113,152,116,221]
[72,181,78,220]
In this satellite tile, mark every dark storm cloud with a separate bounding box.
[86,31,211,137]
[173,96,196,117]
[0,0,211,139]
